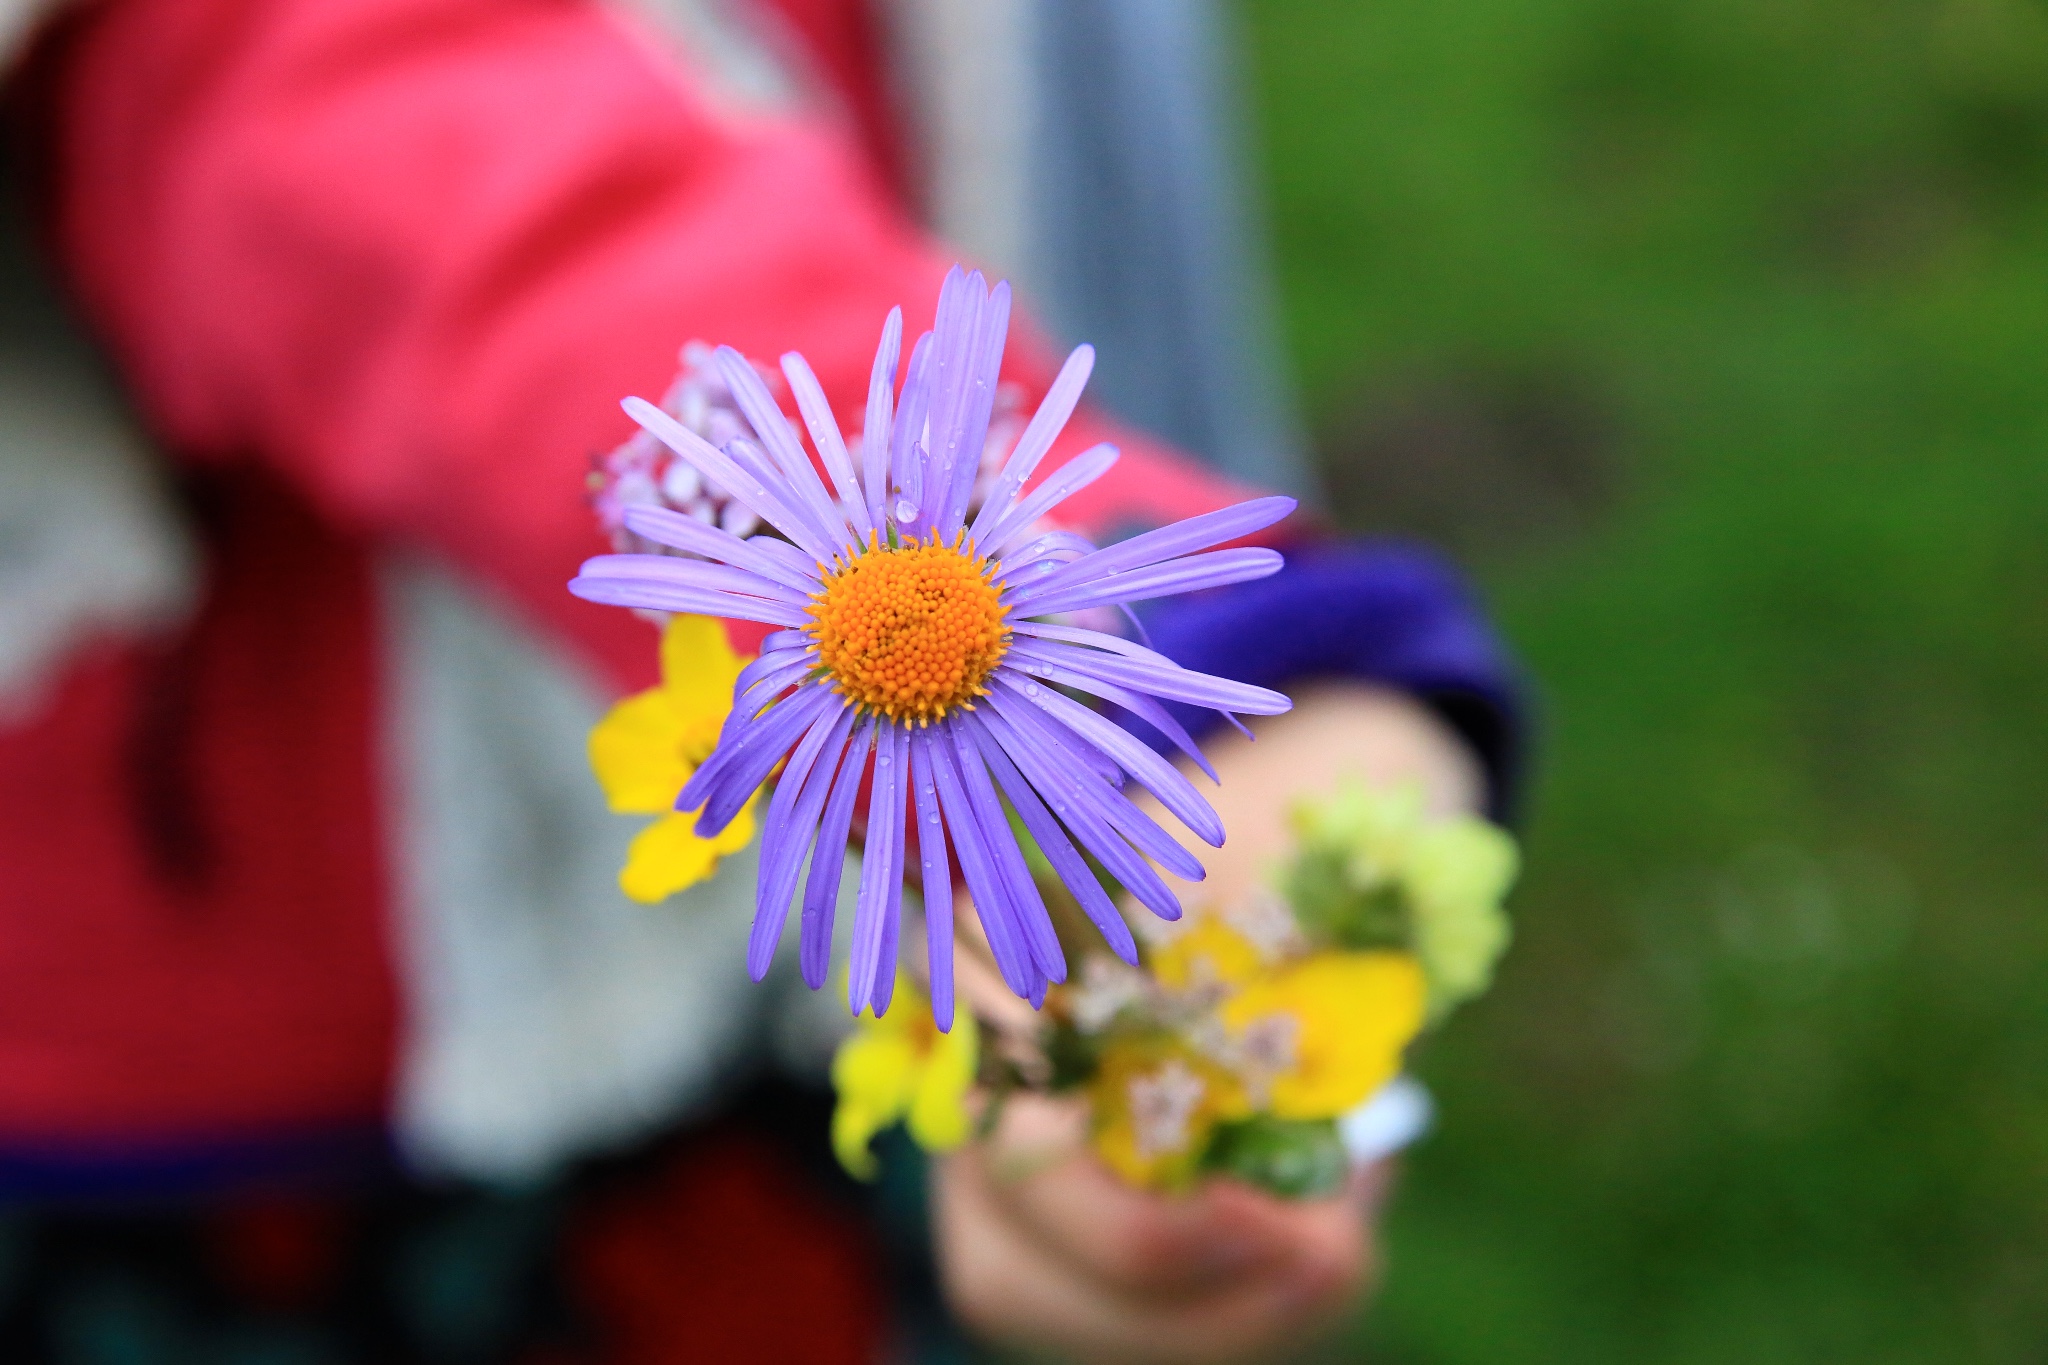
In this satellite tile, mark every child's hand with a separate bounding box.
[933,684,1485,1359]
[936,1091,1387,1364]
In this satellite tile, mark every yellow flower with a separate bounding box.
[1219,952,1425,1120]
[588,613,758,903]
[1089,1039,1247,1191]
[1150,915,1267,994]
[830,984,980,1180]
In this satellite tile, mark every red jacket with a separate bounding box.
[4,0,1253,1150]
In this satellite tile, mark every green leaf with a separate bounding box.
[1203,1115,1350,1200]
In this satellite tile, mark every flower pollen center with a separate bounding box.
[810,533,1008,723]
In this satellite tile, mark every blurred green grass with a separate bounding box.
[1238,0,2048,1359]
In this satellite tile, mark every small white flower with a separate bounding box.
[1129,1059,1209,1159]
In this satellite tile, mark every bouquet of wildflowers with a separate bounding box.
[833,778,1516,1197]
[569,266,1516,1197]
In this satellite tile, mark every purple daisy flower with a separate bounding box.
[570,267,1294,1029]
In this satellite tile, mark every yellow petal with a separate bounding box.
[833,1028,919,1116]
[831,1101,891,1181]
[1223,952,1426,1120]
[830,1027,919,1180]
[619,810,723,903]
[660,613,750,720]
[1151,915,1267,993]
[589,689,692,814]
[906,1011,979,1153]
[706,793,759,855]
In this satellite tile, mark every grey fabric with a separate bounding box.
[0,174,198,722]
[883,0,1313,499]
[379,554,860,1181]
[1027,0,1312,498]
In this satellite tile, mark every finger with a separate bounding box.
[936,1146,1372,1365]
[980,1096,1389,1300]
[977,1097,1296,1296]
[1189,1172,1382,1315]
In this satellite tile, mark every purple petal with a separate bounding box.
[980,444,1121,556]
[622,396,840,564]
[962,712,1138,964]
[729,638,815,711]
[918,269,980,541]
[997,654,1220,782]
[803,716,875,989]
[922,724,1041,999]
[1003,678,1224,848]
[1009,497,1295,607]
[618,505,819,595]
[721,653,818,746]
[1006,638,1290,716]
[748,703,858,979]
[714,348,853,552]
[1009,548,1284,617]
[870,882,901,1018]
[1012,618,1168,662]
[908,733,957,1031]
[722,435,855,570]
[889,333,935,518]
[783,350,872,541]
[986,671,1126,791]
[945,718,1065,986]
[575,553,810,608]
[937,279,1010,539]
[679,683,834,827]
[861,308,903,528]
[968,344,1094,545]
[748,536,827,581]
[991,531,1096,581]
[980,691,1192,921]
[567,574,811,628]
[987,684,1205,882]
[850,724,908,1014]
[697,692,839,834]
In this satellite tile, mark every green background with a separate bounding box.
[1237,0,2048,1359]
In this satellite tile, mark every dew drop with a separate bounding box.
[1023,683,1040,697]
[1036,560,1058,575]
[927,812,941,825]
[894,497,919,524]
[878,753,891,766]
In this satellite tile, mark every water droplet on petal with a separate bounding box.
[1037,560,1057,575]
[877,753,891,766]
[894,497,919,524]
[1023,683,1039,697]
[927,812,941,825]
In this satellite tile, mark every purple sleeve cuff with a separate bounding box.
[1125,541,1528,821]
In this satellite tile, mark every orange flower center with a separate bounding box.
[809,533,1008,722]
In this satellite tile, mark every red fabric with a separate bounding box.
[4,0,1257,1143]
[565,1130,885,1365]
[755,0,912,201]
[0,472,395,1138]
